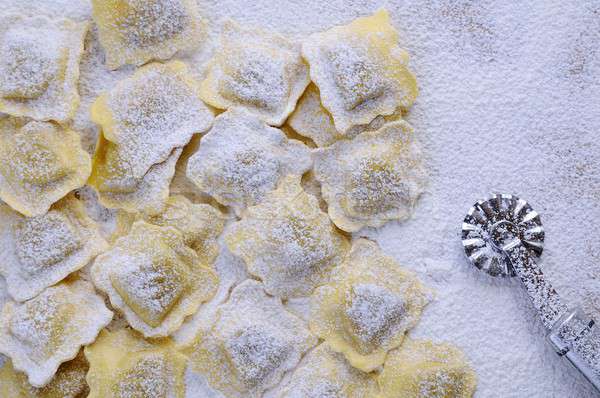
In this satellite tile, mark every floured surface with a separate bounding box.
[0,0,599,397]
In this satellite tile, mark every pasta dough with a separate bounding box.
[92,221,218,337]
[186,109,312,215]
[85,328,187,398]
[226,175,349,299]
[0,118,91,217]
[200,20,310,126]
[302,9,417,133]
[0,280,113,387]
[0,15,88,122]
[378,339,477,398]
[0,351,89,398]
[313,120,427,232]
[277,343,377,398]
[92,0,205,69]
[309,238,430,372]
[185,280,317,398]
[0,195,108,302]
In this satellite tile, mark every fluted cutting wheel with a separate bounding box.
[461,194,545,277]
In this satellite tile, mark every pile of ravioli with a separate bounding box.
[0,2,477,398]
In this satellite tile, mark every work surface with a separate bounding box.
[2,0,599,397]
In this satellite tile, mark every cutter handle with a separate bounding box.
[548,309,600,392]
[505,245,600,391]
[504,244,568,329]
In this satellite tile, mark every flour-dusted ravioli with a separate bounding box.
[0,196,108,302]
[89,134,182,214]
[313,120,426,232]
[200,20,310,126]
[288,83,402,147]
[302,9,417,133]
[186,109,312,215]
[378,339,477,398]
[310,239,429,372]
[91,61,213,180]
[277,343,377,398]
[92,0,205,70]
[226,175,349,299]
[0,351,89,398]
[0,118,91,217]
[185,280,317,398]
[0,280,113,387]
[85,328,187,398]
[92,221,218,337]
[0,15,88,122]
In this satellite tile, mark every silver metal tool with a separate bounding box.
[462,194,600,392]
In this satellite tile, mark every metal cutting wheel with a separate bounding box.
[461,194,545,277]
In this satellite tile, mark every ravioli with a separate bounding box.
[0,15,88,122]
[226,175,349,299]
[91,61,212,179]
[85,328,187,398]
[309,239,429,372]
[313,120,426,232]
[0,118,92,217]
[92,0,205,69]
[89,134,181,215]
[92,221,218,337]
[0,351,89,398]
[277,343,377,398]
[302,9,417,133]
[378,339,477,398]
[186,109,312,215]
[200,20,310,126]
[287,83,402,147]
[0,280,113,387]
[185,280,317,398]
[0,195,108,302]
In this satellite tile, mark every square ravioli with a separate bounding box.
[0,280,113,388]
[186,108,312,216]
[276,343,377,398]
[89,134,182,215]
[85,329,187,398]
[184,280,317,398]
[0,15,88,122]
[287,83,402,147]
[200,20,310,126]
[0,195,108,302]
[302,9,418,133]
[0,118,92,217]
[309,239,430,372]
[378,339,477,398]
[226,175,349,299]
[91,61,213,180]
[92,0,205,69]
[0,350,89,398]
[92,221,218,337]
[313,120,427,232]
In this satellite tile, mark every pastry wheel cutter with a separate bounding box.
[462,194,600,392]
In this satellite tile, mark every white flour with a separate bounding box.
[1,0,599,397]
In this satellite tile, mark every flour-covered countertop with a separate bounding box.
[1,0,599,397]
